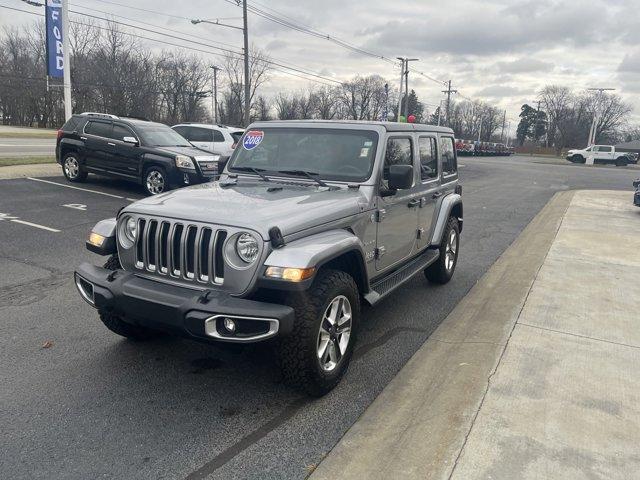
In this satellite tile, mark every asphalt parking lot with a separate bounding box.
[1,156,638,479]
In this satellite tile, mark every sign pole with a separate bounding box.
[62,0,72,120]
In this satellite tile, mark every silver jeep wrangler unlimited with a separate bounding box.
[75,120,462,396]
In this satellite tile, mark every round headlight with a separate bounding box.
[236,233,259,263]
[124,216,137,242]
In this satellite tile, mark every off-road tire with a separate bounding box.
[99,254,157,340]
[103,255,121,271]
[277,269,360,397]
[98,309,158,341]
[425,216,460,285]
[62,152,88,182]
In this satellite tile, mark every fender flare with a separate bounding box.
[264,229,369,291]
[86,217,117,255]
[430,193,463,247]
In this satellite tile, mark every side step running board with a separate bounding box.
[364,249,440,306]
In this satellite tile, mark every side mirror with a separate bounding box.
[387,164,414,191]
[123,136,139,146]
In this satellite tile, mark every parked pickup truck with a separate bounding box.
[566,145,637,166]
[74,120,463,396]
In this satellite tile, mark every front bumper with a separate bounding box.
[74,263,294,343]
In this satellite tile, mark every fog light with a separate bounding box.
[223,317,236,333]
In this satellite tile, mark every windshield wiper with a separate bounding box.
[232,166,271,182]
[277,169,328,187]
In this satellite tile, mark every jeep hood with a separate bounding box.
[124,181,369,239]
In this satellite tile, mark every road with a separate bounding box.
[0,157,637,479]
[0,137,55,157]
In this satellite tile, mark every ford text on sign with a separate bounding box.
[45,0,64,79]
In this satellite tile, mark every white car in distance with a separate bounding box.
[172,123,244,157]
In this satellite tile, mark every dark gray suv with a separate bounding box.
[74,120,463,396]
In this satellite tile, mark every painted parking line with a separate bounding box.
[10,219,61,232]
[27,177,129,199]
[0,212,60,232]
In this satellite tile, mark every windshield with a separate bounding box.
[228,128,379,182]
[137,123,191,147]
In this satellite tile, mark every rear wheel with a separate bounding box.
[615,157,628,167]
[277,269,360,397]
[62,152,87,182]
[425,216,460,284]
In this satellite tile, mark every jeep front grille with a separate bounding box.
[134,218,227,284]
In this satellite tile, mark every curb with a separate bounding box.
[309,190,575,480]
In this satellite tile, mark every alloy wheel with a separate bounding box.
[317,295,352,372]
[445,229,457,271]
[64,156,80,179]
[146,170,165,194]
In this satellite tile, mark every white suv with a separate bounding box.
[172,123,244,156]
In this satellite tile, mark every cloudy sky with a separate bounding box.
[5,0,640,128]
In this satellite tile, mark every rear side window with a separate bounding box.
[418,137,438,180]
[383,137,413,182]
[186,127,213,142]
[62,116,81,132]
[213,130,225,142]
[439,136,457,177]
[84,121,112,138]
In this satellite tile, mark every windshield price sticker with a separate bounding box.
[243,130,264,150]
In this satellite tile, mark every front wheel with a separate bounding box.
[570,154,585,164]
[425,216,460,284]
[277,269,360,397]
[143,166,169,195]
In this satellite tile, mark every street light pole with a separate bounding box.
[210,65,220,124]
[586,87,615,146]
[242,0,250,126]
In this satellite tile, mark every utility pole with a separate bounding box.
[210,65,220,124]
[403,58,419,119]
[396,57,405,121]
[242,0,250,126]
[442,80,457,127]
[62,0,72,120]
[500,109,506,143]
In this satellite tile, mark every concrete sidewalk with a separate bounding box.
[311,190,640,480]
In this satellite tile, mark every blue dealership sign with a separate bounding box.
[45,0,64,78]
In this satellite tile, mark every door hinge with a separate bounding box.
[375,246,386,259]
[375,209,386,222]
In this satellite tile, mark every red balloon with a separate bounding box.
[407,115,416,123]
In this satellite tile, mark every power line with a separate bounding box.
[0,4,343,87]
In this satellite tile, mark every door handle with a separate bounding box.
[432,191,443,199]
[80,136,87,140]
[107,142,116,146]
[408,199,420,208]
